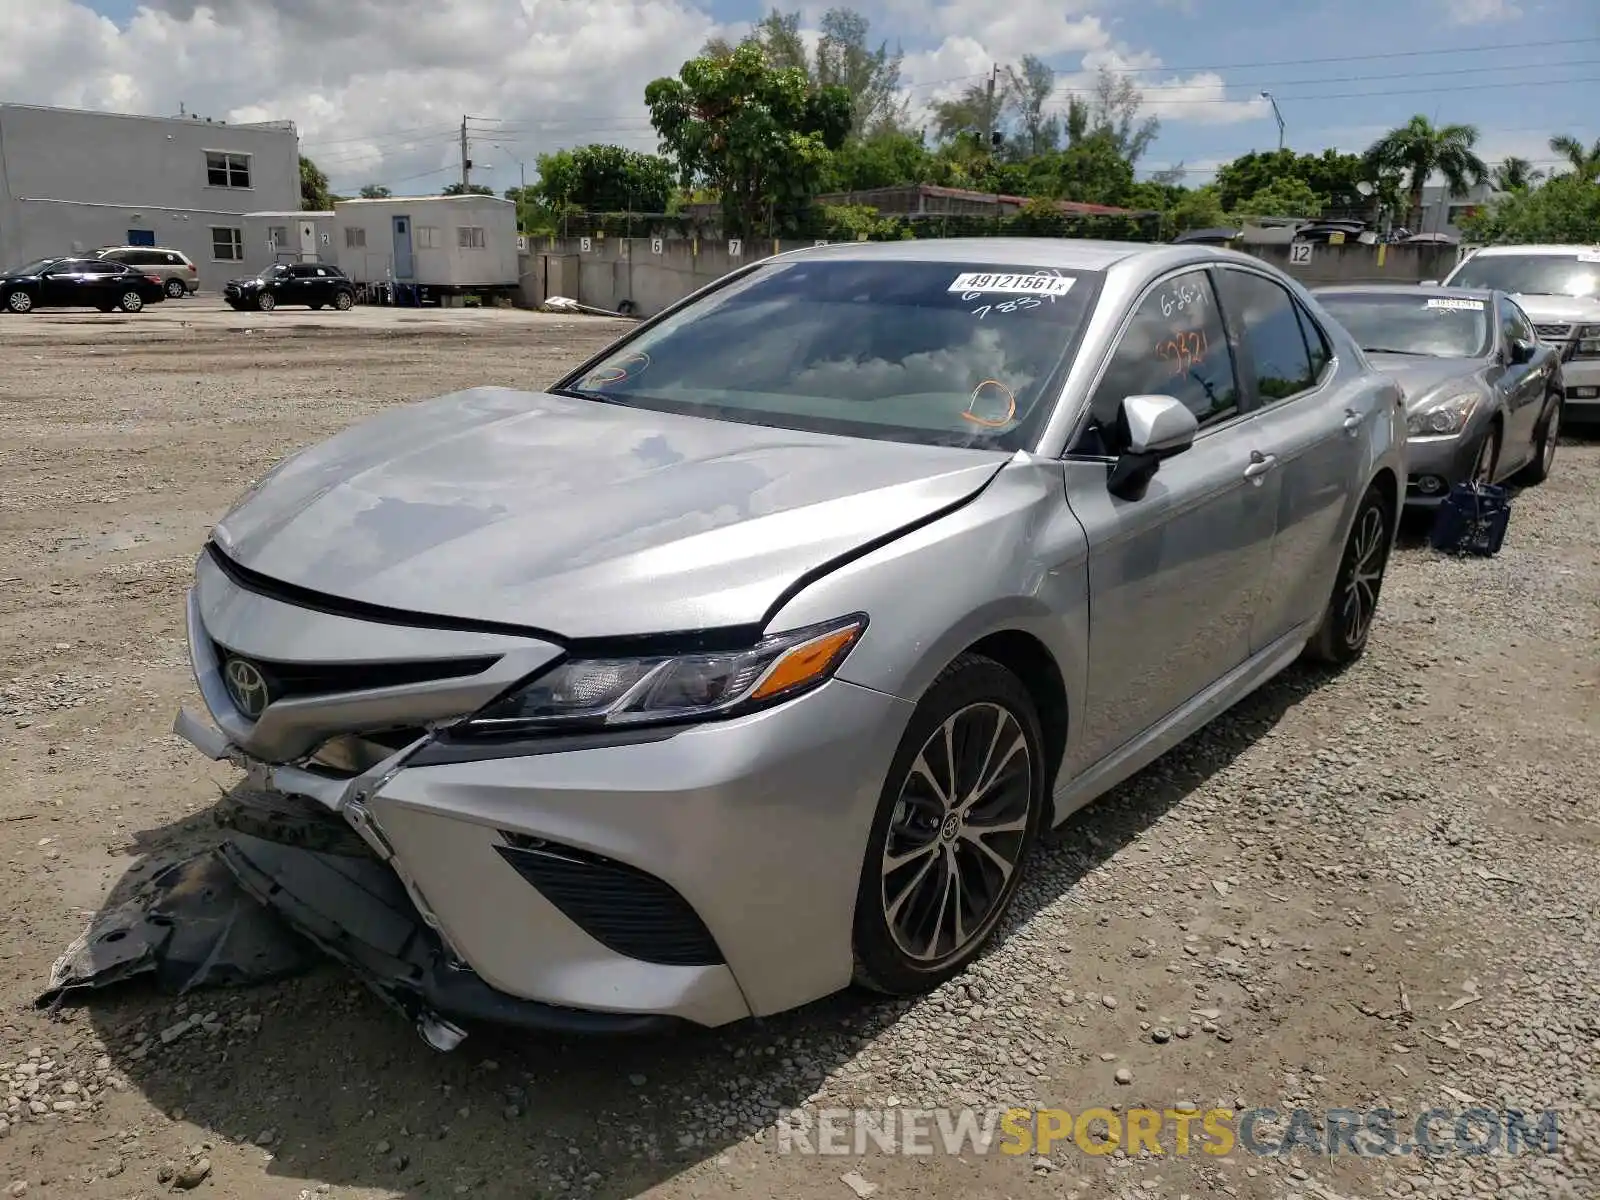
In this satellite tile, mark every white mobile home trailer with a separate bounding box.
[332,195,518,290]
[240,211,335,276]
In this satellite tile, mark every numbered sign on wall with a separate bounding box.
[728,239,742,257]
[651,237,664,255]
[1288,242,1313,266]
[320,232,330,245]
[814,239,829,247]
[579,236,593,253]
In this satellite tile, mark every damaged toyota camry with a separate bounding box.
[171,239,1405,1049]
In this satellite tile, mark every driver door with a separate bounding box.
[40,262,81,305]
[1064,267,1282,770]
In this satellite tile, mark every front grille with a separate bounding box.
[1535,323,1573,342]
[212,640,497,705]
[495,834,724,967]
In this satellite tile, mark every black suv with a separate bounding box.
[224,263,357,312]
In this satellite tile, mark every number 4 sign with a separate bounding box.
[1288,242,1313,266]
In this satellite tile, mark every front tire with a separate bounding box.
[118,291,144,313]
[256,292,276,312]
[1513,393,1560,486]
[852,654,1045,996]
[5,289,34,314]
[1306,482,1394,666]
[1471,421,1501,486]
[333,291,354,311]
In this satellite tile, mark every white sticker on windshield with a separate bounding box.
[1426,297,1484,310]
[949,272,1074,297]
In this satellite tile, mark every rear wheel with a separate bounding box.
[164,278,187,299]
[1513,393,1560,486]
[1306,482,1393,666]
[5,289,33,314]
[852,654,1045,996]
[118,291,144,313]
[256,292,276,312]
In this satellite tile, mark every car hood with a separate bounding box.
[211,386,1012,638]
[1507,293,1600,324]
[225,277,263,287]
[1365,354,1489,409]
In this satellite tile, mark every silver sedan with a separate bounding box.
[174,239,1406,1046]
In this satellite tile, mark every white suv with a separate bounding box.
[95,246,199,298]
[1441,245,1600,421]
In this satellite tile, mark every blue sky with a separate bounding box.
[38,0,1600,192]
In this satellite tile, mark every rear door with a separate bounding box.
[1064,266,1281,768]
[80,260,128,304]
[1213,266,1371,652]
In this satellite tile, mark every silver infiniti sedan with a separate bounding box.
[1314,284,1563,506]
[174,239,1406,1045]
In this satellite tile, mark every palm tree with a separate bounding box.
[1364,115,1487,229]
[1492,156,1542,192]
[1549,133,1600,183]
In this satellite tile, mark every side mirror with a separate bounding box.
[1107,395,1199,501]
[1509,338,1536,365]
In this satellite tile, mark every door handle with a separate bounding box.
[1243,451,1278,480]
[1343,408,1363,433]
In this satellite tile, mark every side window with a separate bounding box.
[1500,298,1533,347]
[165,252,182,265]
[1084,270,1239,451]
[102,250,129,263]
[1295,302,1331,380]
[1216,270,1317,405]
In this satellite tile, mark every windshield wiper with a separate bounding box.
[1364,347,1435,356]
[549,385,631,407]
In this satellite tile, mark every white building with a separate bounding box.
[333,195,519,288]
[1414,181,1504,239]
[240,211,337,275]
[0,102,301,288]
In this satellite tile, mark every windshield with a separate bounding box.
[1446,253,1600,299]
[258,265,288,281]
[556,258,1103,450]
[1318,293,1492,358]
[7,259,55,276]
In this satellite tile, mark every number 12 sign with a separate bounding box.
[1288,243,1313,266]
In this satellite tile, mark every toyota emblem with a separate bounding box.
[223,657,271,719]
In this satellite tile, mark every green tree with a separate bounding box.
[1085,67,1159,167]
[1165,185,1230,235]
[532,145,674,212]
[1214,148,1367,214]
[930,79,1007,145]
[1459,173,1600,244]
[1004,56,1061,158]
[1549,133,1600,183]
[646,43,852,237]
[1025,132,1137,206]
[442,182,496,196]
[1236,178,1324,219]
[1492,157,1542,192]
[299,156,331,211]
[358,183,392,199]
[1363,115,1486,228]
[821,130,931,191]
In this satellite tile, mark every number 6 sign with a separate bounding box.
[1288,242,1313,266]
[651,237,663,255]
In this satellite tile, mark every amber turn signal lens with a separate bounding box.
[750,622,864,701]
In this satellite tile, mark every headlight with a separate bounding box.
[459,614,868,734]
[1406,390,1482,438]
[1576,324,1600,358]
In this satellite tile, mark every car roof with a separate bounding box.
[1464,244,1600,257]
[1315,283,1498,303]
[766,237,1198,272]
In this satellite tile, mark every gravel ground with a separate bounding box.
[0,312,1596,1200]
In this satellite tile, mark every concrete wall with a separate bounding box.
[0,104,300,288]
[240,212,337,276]
[523,236,1464,316]
[332,196,519,287]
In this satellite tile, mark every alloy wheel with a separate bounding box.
[1340,504,1388,650]
[258,293,275,312]
[1472,430,1498,484]
[120,292,142,312]
[7,291,32,313]
[165,279,186,298]
[880,702,1033,963]
[334,292,353,310]
[1542,405,1559,473]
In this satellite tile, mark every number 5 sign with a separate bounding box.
[1288,242,1313,267]
[579,236,593,253]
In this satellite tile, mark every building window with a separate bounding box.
[205,151,252,189]
[211,227,244,261]
[416,225,441,249]
[267,226,289,249]
[345,227,366,249]
[457,226,486,249]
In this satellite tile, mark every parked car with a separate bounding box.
[1435,244,1600,425]
[174,240,1405,1045]
[0,257,167,314]
[95,245,199,298]
[1315,284,1562,504]
[224,263,356,312]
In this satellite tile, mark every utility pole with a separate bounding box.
[460,116,471,190]
[985,64,998,152]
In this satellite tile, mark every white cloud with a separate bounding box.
[1440,0,1522,24]
[0,0,1266,197]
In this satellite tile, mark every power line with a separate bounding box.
[1051,57,1600,97]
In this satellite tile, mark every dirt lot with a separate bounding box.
[1,305,1597,1200]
